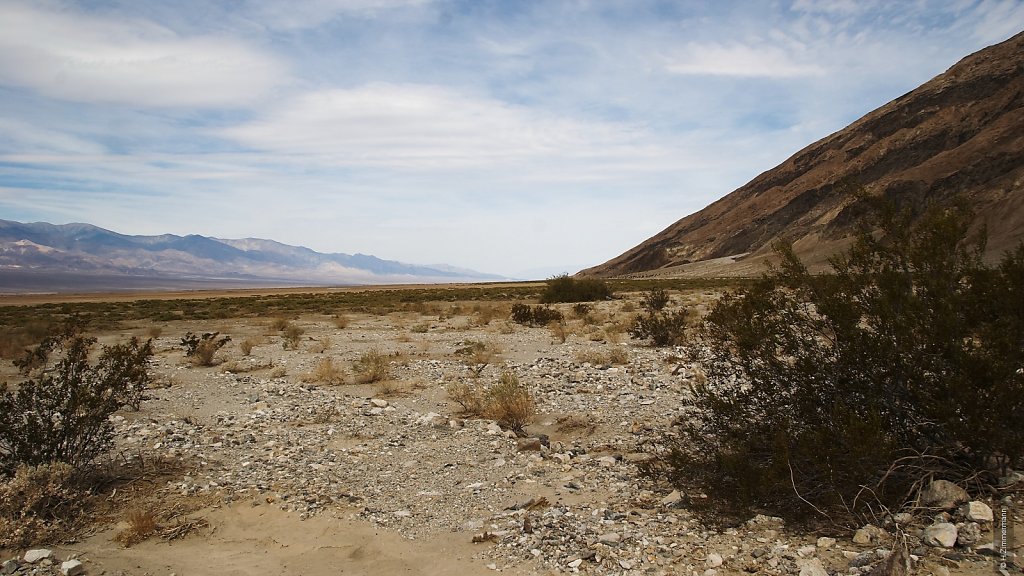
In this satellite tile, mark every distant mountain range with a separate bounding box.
[0,219,504,293]
[585,31,1024,278]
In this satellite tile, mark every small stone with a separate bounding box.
[2,560,19,575]
[24,550,53,564]
[746,514,785,529]
[851,524,884,541]
[516,437,542,452]
[888,512,914,526]
[567,559,583,568]
[706,552,723,568]
[921,523,958,548]
[598,532,621,544]
[703,570,717,576]
[662,490,683,507]
[798,545,817,556]
[959,501,993,523]
[370,398,388,408]
[817,537,837,548]
[920,480,968,509]
[61,559,85,576]
[955,522,981,546]
[485,563,497,570]
[619,560,633,569]
[848,552,875,568]
[798,558,829,576]
[596,455,617,467]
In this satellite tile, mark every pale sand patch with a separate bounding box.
[69,503,528,576]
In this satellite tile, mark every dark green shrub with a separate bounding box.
[509,304,563,327]
[572,303,592,317]
[629,308,689,346]
[180,332,231,366]
[510,303,533,325]
[0,330,154,477]
[541,274,612,303]
[641,289,670,312]
[531,305,564,326]
[644,197,1024,525]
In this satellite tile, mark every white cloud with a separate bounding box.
[662,42,825,78]
[217,83,667,171]
[0,2,286,108]
[243,0,431,30]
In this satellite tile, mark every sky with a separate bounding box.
[1,1,1023,279]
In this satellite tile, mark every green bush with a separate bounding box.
[509,304,564,327]
[644,197,1024,525]
[540,274,612,303]
[180,331,231,366]
[629,289,688,346]
[0,330,154,477]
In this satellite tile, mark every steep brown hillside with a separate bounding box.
[584,31,1024,278]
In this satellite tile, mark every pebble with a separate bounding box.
[798,558,829,576]
[706,552,723,568]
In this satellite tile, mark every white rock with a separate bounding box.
[370,398,388,408]
[706,552,723,568]
[960,501,993,522]
[60,559,85,576]
[23,550,52,564]
[567,559,583,568]
[798,545,817,556]
[598,532,621,544]
[597,456,617,467]
[922,522,958,548]
[817,537,837,548]
[798,558,829,576]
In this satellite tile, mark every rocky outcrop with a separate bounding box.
[585,31,1024,278]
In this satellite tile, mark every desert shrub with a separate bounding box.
[607,347,630,365]
[145,326,163,339]
[483,371,535,433]
[0,462,83,548]
[629,308,689,347]
[541,274,612,303]
[641,289,670,312]
[446,381,484,415]
[269,317,290,331]
[333,314,350,329]
[303,357,346,385]
[239,338,256,356]
[113,508,160,547]
[410,322,430,333]
[549,321,570,344]
[509,304,564,327]
[181,332,231,366]
[353,349,390,384]
[571,303,592,318]
[282,324,304,350]
[0,331,153,476]
[646,197,1024,525]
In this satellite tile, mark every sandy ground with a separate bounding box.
[65,504,511,576]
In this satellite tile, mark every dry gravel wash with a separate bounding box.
[2,307,1020,576]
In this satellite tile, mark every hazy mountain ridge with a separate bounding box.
[584,31,1024,278]
[0,219,504,291]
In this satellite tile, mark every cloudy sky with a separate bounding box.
[1,1,1022,278]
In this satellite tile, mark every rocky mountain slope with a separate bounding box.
[0,219,503,291]
[584,31,1024,278]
